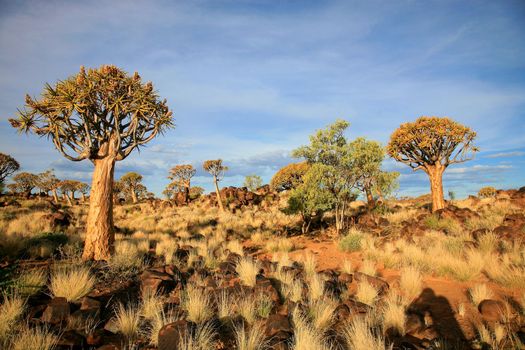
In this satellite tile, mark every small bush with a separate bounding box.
[339,228,363,252]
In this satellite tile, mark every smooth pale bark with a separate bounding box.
[52,189,59,204]
[82,156,116,260]
[65,192,72,206]
[214,177,224,211]
[81,193,86,202]
[130,188,138,204]
[427,164,446,212]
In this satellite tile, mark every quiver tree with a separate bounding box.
[203,159,228,211]
[11,172,38,198]
[9,65,173,260]
[119,172,143,204]
[58,180,77,205]
[270,162,309,192]
[387,116,477,212]
[36,169,60,203]
[0,153,20,190]
[168,165,196,204]
[76,182,90,202]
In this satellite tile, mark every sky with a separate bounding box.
[0,0,524,198]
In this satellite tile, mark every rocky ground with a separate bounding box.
[0,187,524,349]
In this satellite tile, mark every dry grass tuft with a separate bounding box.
[50,266,95,302]
[12,326,58,350]
[307,273,325,301]
[308,297,337,334]
[343,316,387,350]
[291,310,332,350]
[0,293,26,345]
[141,288,163,320]
[236,257,260,287]
[178,322,217,350]
[183,285,213,324]
[234,321,268,350]
[469,284,494,307]
[149,308,179,346]
[16,268,47,296]
[355,280,378,306]
[399,266,422,301]
[382,293,406,336]
[114,302,141,344]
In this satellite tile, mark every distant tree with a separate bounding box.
[189,186,205,200]
[58,179,82,205]
[203,159,228,212]
[9,65,173,260]
[270,162,309,192]
[244,174,263,192]
[119,172,143,204]
[0,153,20,189]
[168,165,196,204]
[76,182,90,202]
[478,186,496,198]
[286,164,335,234]
[36,169,60,203]
[387,116,477,212]
[292,120,356,234]
[11,172,39,198]
[448,190,456,201]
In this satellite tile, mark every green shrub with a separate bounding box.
[339,229,363,252]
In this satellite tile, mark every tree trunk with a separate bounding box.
[376,188,384,202]
[427,164,446,212]
[82,156,116,261]
[131,188,138,204]
[52,189,59,204]
[65,192,72,206]
[365,186,375,208]
[214,178,224,212]
[81,193,86,202]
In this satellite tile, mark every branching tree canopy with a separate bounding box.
[11,172,39,198]
[119,172,143,204]
[270,162,309,192]
[243,174,263,192]
[36,169,60,202]
[348,137,384,205]
[0,153,20,185]
[387,116,477,211]
[372,170,400,201]
[168,164,196,203]
[286,163,335,234]
[189,186,205,200]
[9,65,173,260]
[203,159,228,211]
[292,119,356,233]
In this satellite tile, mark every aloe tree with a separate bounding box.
[0,153,20,189]
[119,172,143,204]
[168,164,196,204]
[36,169,60,203]
[9,65,173,260]
[387,116,477,211]
[203,159,228,211]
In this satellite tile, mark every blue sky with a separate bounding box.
[0,0,524,198]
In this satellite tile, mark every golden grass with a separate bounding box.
[291,309,332,350]
[355,280,378,306]
[108,240,145,274]
[302,252,317,277]
[0,293,25,345]
[114,302,141,343]
[307,273,325,301]
[16,268,47,296]
[183,285,213,324]
[140,288,163,320]
[236,257,260,287]
[149,308,179,346]
[226,239,244,255]
[469,284,494,307]
[238,295,257,324]
[308,297,337,334]
[343,316,387,350]
[359,260,377,276]
[216,290,236,319]
[342,259,354,274]
[235,322,268,350]
[12,326,58,350]
[265,237,294,253]
[382,293,406,336]
[178,322,216,350]
[50,266,95,302]
[399,266,422,301]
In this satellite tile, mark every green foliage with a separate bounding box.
[286,163,335,233]
[448,190,456,201]
[243,174,263,192]
[339,230,363,252]
[424,215,461,233]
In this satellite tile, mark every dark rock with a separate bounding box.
[140,268,178,294]
[80,297,101,312]
[352,272,389,295]
[158,319,193,350]
[264,314,293,339]
[41,297,70,324]
[56,330,85,348]
[478,299,506,322]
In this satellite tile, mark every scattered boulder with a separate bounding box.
[158,320,194,350]
[478,299,506,322]
[41,297,70,324]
